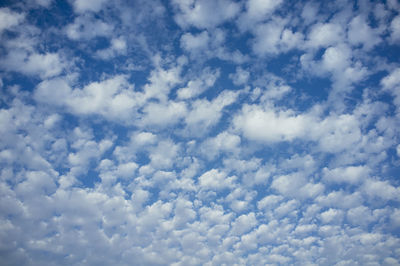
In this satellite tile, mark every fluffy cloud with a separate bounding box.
[177,67,220,99]
[65,15,113,40]
[172,0,240,29]
[183,90,238,136]
[1,0,400,265]
[0,8,24,33]
[390,15,400,43]
[71,0,107,13]
[252,20,304,55]
[237,0,283,31]
[233,104,310,142]
[1,51,65,79]
[306,22,344,49]
[322,165,370,184]
[96,37,127,59]
[198,169,236,190]
[347,15,381,50]
[35,75,138,121]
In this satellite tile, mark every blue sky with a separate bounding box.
[1,0,400,265]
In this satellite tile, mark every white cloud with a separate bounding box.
[199,205,233,226]
[237,0,283,31]
[140,101,187,127]
[132,131,158,146]
[274,199,299,217]
[172,0,240,29]
[71,0,107,13]
[184,90,238,136]
[258,74,292,101]
[180,29,246,63]
[346,205,381,228]
[233,104,309,142]
[200,131,241,160]
[198,169,236,190]
[252,20,304,56]
[67,127,113,176]
[322,165,370,185]
[180,31,210,53]
[306,22,344,49]
[96,37,127,59]
[149,139,180,170]
[177,67,219,99]
[32,0,52,7]
[65,15,113,40]
[313,113,362,153]
[1,1,400,265]
[347,15,381,50]
[390,15,400,43]
[301,45,368,98]
[320,208,344,224]
[257,194,283,210]
[271,173,324,199]
[363,179,400,201]
[316,191,363,209]
[229,67,250,86]
[1,51,65,79]
[301,2,319,25]
[381,68,400,90]
[381,68,400,114]
[0,8,24,33]
[321,45,351,72]
[143,61,183,102]
[35,75,138,121]
[15,171,57,198]
[230,212,257,235]
[246,0,282,22]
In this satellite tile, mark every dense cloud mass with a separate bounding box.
[0,0,400,265]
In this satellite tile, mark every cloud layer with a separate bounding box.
[0,0,400,265]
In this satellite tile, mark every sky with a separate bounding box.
[0,0,400,265]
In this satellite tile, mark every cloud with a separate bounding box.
[65,14,113,40]
[322,165,370,184]
[381,68,400,114]
[363,179,400,201]
[252,20,304,56]
[183,90,238,136]
[237,0,283,31]
[229,67,250,86]
[198,169,236,190]
[271,172,324,199]
[140,100,187,127]
[180,31,210,53]
[306,22,344,49]
[71,0,107,13]
[177,67,220,99]
[1,51,65,79]
[149,139,180,170]
[1,0,400,265]
[180,29,248,63]
[347,15,381,50]
[200,131,241,160]
[96,37,127,59]
[172,0,240,29]
[300,44,368,97]
[0,8,24,33]
[390,15,400,43]
[233,104,310,142]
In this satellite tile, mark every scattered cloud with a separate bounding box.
[0,0,399,265]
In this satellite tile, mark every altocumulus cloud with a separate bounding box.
[1,0,400,265]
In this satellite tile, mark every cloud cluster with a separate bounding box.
[1,0,400,265]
